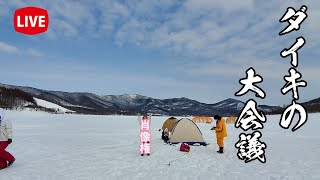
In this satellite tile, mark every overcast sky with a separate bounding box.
[0,0,319,106]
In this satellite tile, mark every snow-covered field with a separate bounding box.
[1,110,320,180]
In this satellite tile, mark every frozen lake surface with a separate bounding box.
[1,110,320,180]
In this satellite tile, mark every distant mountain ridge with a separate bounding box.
[0,83,284,116]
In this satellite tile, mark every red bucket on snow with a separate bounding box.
[180,143,190,152]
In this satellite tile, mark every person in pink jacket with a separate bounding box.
[0,108,15,170]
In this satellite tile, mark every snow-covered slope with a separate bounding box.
[34,98,75,113]
[0,83,283,116]
[103,94,150,109]
[0,83,120,114]
[2,110,319,179]
[211,98,281,113]
[211,98,245,110]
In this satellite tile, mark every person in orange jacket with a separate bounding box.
[211,115,228,154]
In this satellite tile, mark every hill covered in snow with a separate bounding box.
[0,83,285,116]
[33,98,74,113]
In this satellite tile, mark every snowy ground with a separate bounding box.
[1,110,320,180]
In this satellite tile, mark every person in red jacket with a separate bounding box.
[211,115,228,154]
[0,108,15,170]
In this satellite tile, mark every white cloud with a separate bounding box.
[52,19,78,37]
[27,49,44,57]
[184,0,255,12]
[0,41,44,57]
[1,1,319,105]
[0,42,19,54]
[3,0,318,54]
[133,1,318,62]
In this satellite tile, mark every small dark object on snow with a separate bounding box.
[166,151,189,166]
[217,147,224,154]
[180,143,190,152]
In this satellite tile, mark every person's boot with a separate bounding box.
[217,147,223,154]
[6,159,15,168]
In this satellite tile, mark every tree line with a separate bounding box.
[0,87,36,109]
